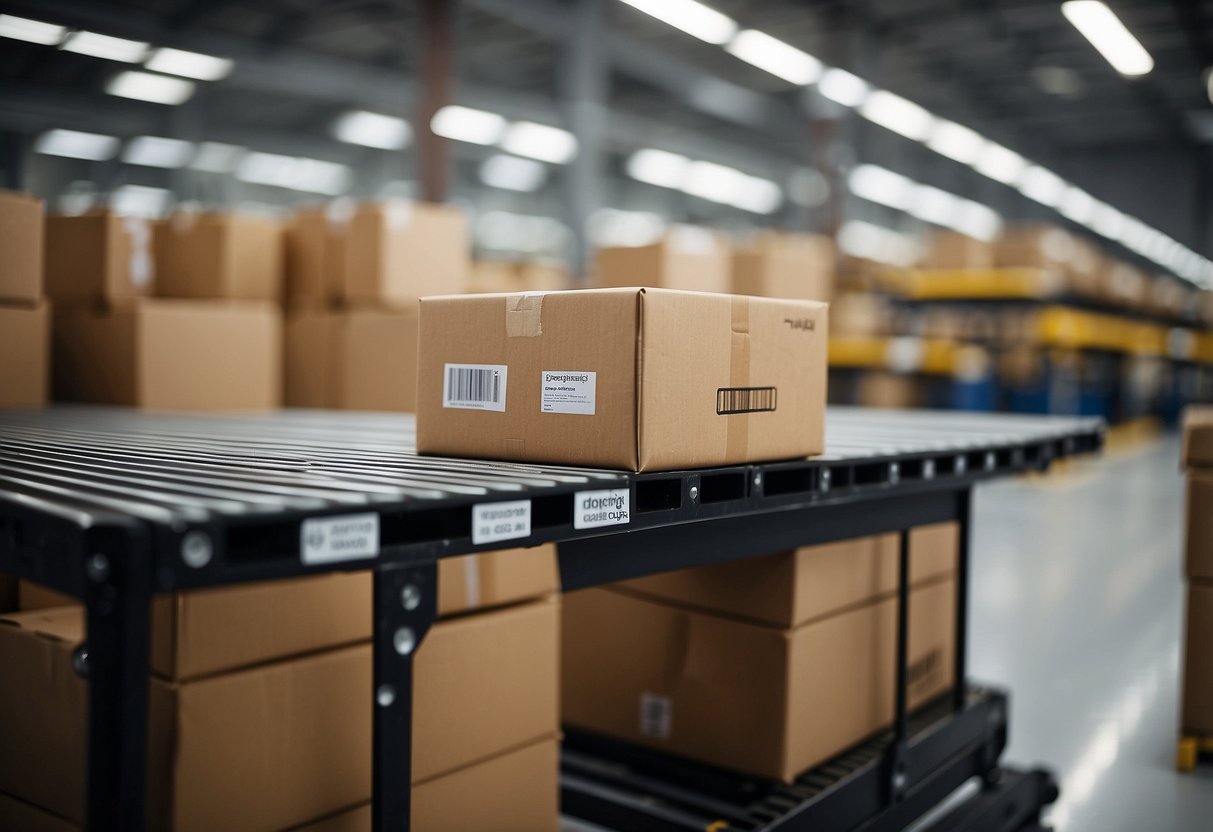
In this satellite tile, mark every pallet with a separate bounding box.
[1176,735,1213,772]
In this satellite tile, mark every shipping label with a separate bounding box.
[540,370,596,415]
[471,500,532,545]
[574,488,630,529]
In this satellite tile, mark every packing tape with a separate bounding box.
[725,297,751,461]
[463,554,481,610]
[505,292,544,337]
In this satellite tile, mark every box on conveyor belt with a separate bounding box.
[1100,260,1148,307]
[44,210,154,304]
[285,203,349,303]
[285,306,418,411]
[731,231,834,301]
[335,200,471,305]
[470,260,570,294]
[593,226,730,293]
[52,298,282,410]
[0,598,559,831]
[918,231,994,270]
[1187,472,1213,581]
[17,544,558,679]
[562,576,956,782]
[0,190,44,304]
[154,212,284,301]
[1183,407,1213,469]
[1182,582,1213,735]
[618,523,958,628]
[0,301,50,408]
[416,287,828,471]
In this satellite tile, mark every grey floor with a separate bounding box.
[566,435,1213,831]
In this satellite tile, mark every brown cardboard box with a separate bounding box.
[0,301,49,407]
[0,190,44,303]
[919,231,994,270]
[286,205,348,302]
[417,288,828,471]
[44,211,154,304]
[563,577,955,782]
[619,523,957,628]
[1182,581,1213,734]
[1101,261,1148,307]
[993,224,1074,273]
[339,201,470,305]
[18,544,558,677]
[0,599,559,830]
[1187,472,1213,581]
[1182,406,1213,469]
[471,260,569,294]
[285,306,419,412]
[830,293,893,337]
[594,228,730,293]
[155,213,284,301]
[0,793,75,832]
[857,372,921,409]
[53,299,282,410]
[732,232,834,301]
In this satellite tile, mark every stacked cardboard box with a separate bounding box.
[563,524,959,781]
[732,231,835,301]
[1182,408,1213,742]
[0,545,561,831]
[470,260,570,294]
[993,224,1102,297]
[49,210,282,410]
[919,231,994,270]
[593,226,730,292]
[0,191,50,409]
[284,200,471,412]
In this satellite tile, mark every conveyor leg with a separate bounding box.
[954,489,972,710]
[888,528,911,804]
[372,560,437,832]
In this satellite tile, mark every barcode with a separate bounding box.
[716,386,777,415]
[443,363,508,412]
[639,692,671,739]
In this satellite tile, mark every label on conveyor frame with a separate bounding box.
[574,488,630,529]
[300,513,380,564]
[472,500,532,545]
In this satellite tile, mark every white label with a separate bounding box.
[574,488,630,529]
[300,513,379,564]
[639,692,672,739]
[472,500,531,545]
[444,363,507,411]
[541,370,596,415]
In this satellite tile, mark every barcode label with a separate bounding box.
[444,363,507,412]
[716,386,777,415]
[639,692,672,739]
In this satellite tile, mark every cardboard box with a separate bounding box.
[732,232,834,301]
[919,231,994,270]
[594,228,730,293]
[619,523,957,628]
[0,190,44,303]
[856,372,921,409]
[563,577,955,782]
[44,211,154,304]
[0,793,75,832]
[417,288,828,470]
[1101,261,1148,307]
[286,205,348,302]
[0,301,49,408]
[1182,581,1213,734]
[155,213,284,301]
[338,201,470,305]
[285,306,418,412]
[0,599,559,830]
[18,544,557,677]
[1188,472,1213,581]
[53,299,282,410]
[1183,406,1213,469]
[471,260,569,294]
[830,292,893,337]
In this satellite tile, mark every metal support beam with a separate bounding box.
[1,132,29,191]
[418,0,454,204]
[561,0,608,278]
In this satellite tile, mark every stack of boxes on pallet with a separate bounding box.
[0,191,50,409]
[0,546,561,830]
[1182,407,1213,749]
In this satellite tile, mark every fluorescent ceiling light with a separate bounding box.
[838,220,920,267]
[122,135,195,168]
[480,154,547,192]
[1018,165,1067,207]
[1058,186,1096,224]
[476,210,569,254]
[926,120,986,164]
[817,67,870,107]
[789,167,829,208]
[34,128,119,161]
[1061,1,1153,77]
[106,70,195,105]
[500,121,577,164]
[145,47,233,81]
[0,14,66,45]
[973,143,1026,185]
[237,152,350,195]
[847,163,916,211]
[1115,215,1150,253]
[682,160,743,204]
[909,185,961,226]
[626,148,690,189]
[190,141,246,173]
[61,30,148,63]
[725,29,822,85]
[110,184,171,218]
[589,208,666,247]
[430,105,506,145]
[732,175,783,214]
[951,200,1003,242]
[858,90,936,140]
[1090,201,1126,240]
[333,110,412,151]
[616,0,737,45]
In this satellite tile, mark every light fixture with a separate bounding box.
[909,184,961,226]
[732,175,783,214]
[837,220,920,267]
[626,148,690,189]
[1089,201,1126,240]
[926,120,986,165]
[682,160,743,204]
[122,136,195,168]
[951,200,1003,242]
[725,30,822,85]
[589,208,667,247]
[61,30,148,63]
[333,110,412,151]
[973,142,1026,185]
[480,154,547,192]
[500,121,577,164]
[847,164,915,211]
[145,47,234,81]
[858,90,936,140]
[190,142,246,173]
[237,152,350,195]
[1061,1,1153,76]
[1018,165,1067,207]
[817,67,870,107]
[430,105,507,145]
[1058,186,1096,224]
[34,128,120,161]
[106,70,195,105]
[110,184,172,218]
[789,167,829,208]
[616,0,737,45]
[476,210,570,254]
[0,14,66,45]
